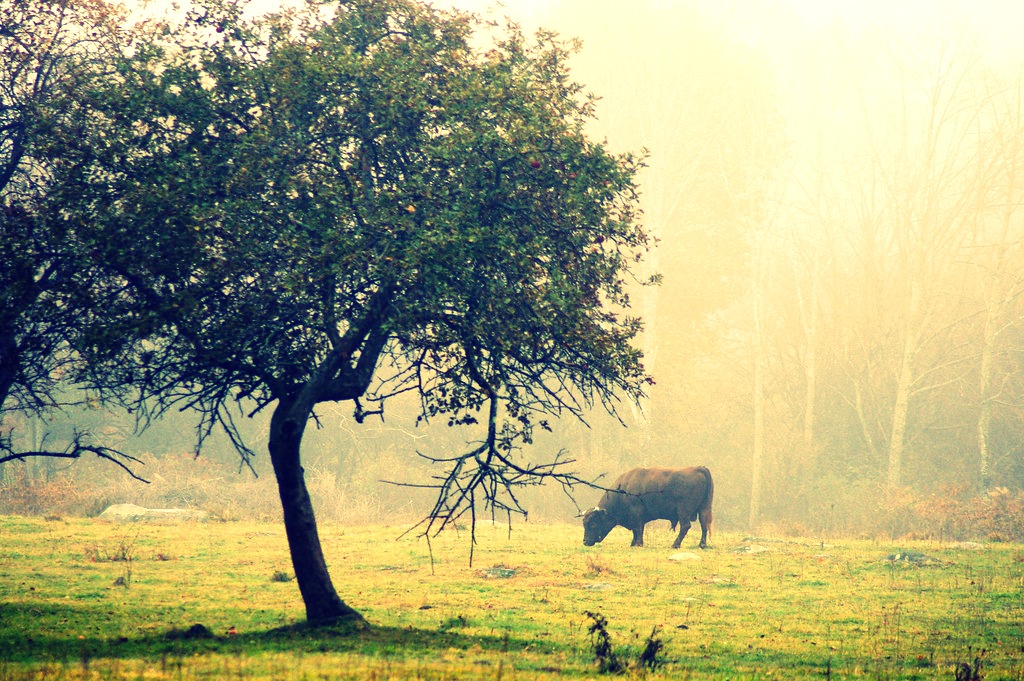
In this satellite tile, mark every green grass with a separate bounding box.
[0,516,1022,679]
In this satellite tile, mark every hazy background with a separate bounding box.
[5,0,1024,540]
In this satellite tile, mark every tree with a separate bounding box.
[859,44,991,491]
[542,0,785,471]
[762,30,1024,507]
[56,0,651,625]
[0,0,145,477]
[966,69,1024,490]
[775,37,990,493]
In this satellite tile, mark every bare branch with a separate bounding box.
[388,425,610,566]
[0,429,149,482]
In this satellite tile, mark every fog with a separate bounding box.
[5,0,1024,539]
[490,0,1024,535]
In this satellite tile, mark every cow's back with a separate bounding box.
[613,466,711,523]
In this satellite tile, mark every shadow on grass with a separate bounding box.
[0,603,561,666]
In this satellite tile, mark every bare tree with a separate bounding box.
[967,68,1024,489]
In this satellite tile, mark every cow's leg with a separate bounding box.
[630,524,644,547]
[698,506,712,549]
[672,519,691,549]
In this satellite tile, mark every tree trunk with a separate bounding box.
[975,145,1022,492]
[886,280,920,490]
[749,250,766,530]
[799,256,819,457]
[268,398,365,626]
[977,312,995,490]
[749,335,764,530]
[886,360,912,490]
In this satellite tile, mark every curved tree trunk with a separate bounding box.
[268,397,364,626]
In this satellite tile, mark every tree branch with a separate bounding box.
[0,429,149,482]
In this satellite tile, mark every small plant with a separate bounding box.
[82,530,138,587]
[112,530,139,563]
[83,529,139,563]
[912,652,934,668]
[270,570,293,582]
[583,612,667,674]
[439,614,468,632]
[954,648,986,681]
[637,626,666,671]
[117,552,134,588]
[83,543,103,563]
[584,611,625,674]
[584,555,615,578]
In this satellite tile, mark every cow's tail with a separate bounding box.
[696,466,714,521]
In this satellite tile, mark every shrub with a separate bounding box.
[584,611,625,675]
[898,486,1024,542]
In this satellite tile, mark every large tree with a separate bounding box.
[0,0,144,476]
[56,0,651,624]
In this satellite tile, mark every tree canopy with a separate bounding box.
[0,0,146,475]
[34,0,651,624]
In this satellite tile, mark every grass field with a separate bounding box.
[0,515,1021,679]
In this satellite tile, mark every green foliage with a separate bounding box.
[59,0,650,446]
[0,0,126,430]
[5,0,653,622]
[0,0,154,481]
[25,4,656,612]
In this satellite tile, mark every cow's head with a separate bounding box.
[582,506,615,546]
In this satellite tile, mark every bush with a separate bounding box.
[897,485,1024,542]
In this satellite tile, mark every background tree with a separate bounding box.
[544,0,785,481]
[967,69,1024,490]
[754,27,1024,525]
[55,0,651,625]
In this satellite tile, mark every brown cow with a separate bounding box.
[581,466,713,548]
